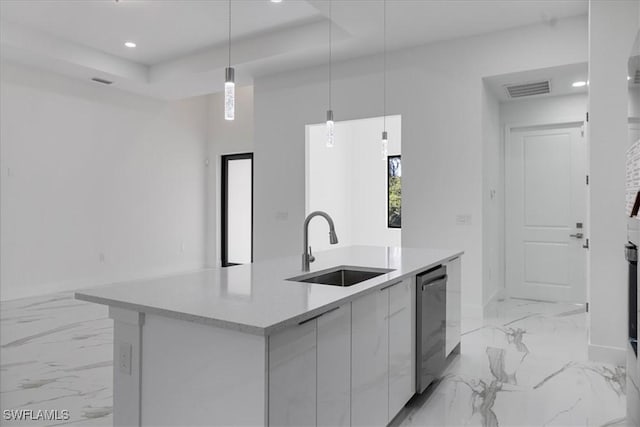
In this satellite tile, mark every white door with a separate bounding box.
[506,124,586,303]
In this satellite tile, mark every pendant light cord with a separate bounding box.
[228,0,232,68]
[329,0,332,111]
[383,0,386,132]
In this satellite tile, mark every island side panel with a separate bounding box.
[140,314,267,426]
[110,307,145,427]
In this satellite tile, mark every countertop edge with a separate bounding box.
[74,292,268,336]
[75,250,463,336]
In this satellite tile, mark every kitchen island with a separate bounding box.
[75,245,462,427]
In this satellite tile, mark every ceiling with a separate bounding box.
[0,0,589,100]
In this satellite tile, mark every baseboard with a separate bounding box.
[484,287,506,307]
[588,343,627,366]
[1,264,205,302]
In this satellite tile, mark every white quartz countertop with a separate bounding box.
[75,246,462,336]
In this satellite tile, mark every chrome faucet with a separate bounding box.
[302,211,339,271]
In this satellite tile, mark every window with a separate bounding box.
[388,155,401,228]
[221,153,253,266]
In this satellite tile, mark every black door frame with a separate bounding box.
[221,153,253,267]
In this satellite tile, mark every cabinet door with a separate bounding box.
[388,278,414,420]
[317,305,351,427]
[268,320,316,426]
[351,290,389,427]
[445,257,462,356]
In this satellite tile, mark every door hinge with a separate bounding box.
[583,238,590,249]
[586,112,589,122]
[585,302,589,312]
[586,175,589,185]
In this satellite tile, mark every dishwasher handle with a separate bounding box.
[420,274,447,289]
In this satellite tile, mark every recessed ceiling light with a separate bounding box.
[270,0,283,3]
[124,41,136,48]
[572,81,587,88]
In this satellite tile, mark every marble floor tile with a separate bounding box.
[0,293,628,426]
[401,298,628,427]
[1,293,112,426]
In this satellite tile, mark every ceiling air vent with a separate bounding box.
[91,77,113,85]
[634,69,640,85]
[504,80,551,98]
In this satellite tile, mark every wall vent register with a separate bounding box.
[504,80,551,98]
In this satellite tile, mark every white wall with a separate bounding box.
[306,116,401,252]
[500,93,588,126]
[481,84,502,306]
[205,86,254,268]
[630,86,640,120]
[0,61,209,301]
[254,16,588,314]
[588,0,640,364]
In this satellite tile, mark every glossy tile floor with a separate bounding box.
[1,293,113,426]
[400,299,627,427]
[0,293,627,426]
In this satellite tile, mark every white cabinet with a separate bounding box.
[269,320,317,426]
[352,278,415,426]
[317,305,351,427]
[445,257,462,356]
[388,278,415,421]
[270,277,417,427]
[351,289,389,427]
[269,304,351,427]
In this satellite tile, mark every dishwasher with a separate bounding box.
[416,264,447,393]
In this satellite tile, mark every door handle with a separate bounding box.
[570,233,584,239]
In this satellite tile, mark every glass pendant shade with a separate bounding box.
[381,130,388,159]
[326,110,335,148]
[225,67,235,121]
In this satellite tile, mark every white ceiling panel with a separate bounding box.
[0,0,589,99]
[0,0,322,65]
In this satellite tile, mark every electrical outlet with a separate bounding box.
[118,342,132,375]
[456,214,472,225]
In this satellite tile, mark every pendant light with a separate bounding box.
[224,0,235,121]
[326,0,334,148]
[381,0,388,159]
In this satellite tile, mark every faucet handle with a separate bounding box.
[308,246,315,263]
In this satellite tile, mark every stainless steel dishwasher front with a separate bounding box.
[416,264,447,394]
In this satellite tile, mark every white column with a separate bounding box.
[588,0,639,364]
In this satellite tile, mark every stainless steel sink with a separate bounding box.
[287,266,395,287]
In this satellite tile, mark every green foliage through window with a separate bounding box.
[388,156,401,228]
